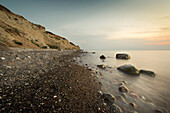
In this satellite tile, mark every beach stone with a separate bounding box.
[140,70,155,77]
[97,64,106,69]
[129,103,137,109]
[102,94,116,105]
[100,55,106,59]
[116,95,128,104]
[119,85,129,93]
[117,64,140,75]
[116,53,130,59]
[154,109,163,113]
[110,103,122,113]
[1,57,5,60]
[129,93,140,99]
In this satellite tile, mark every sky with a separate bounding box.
[0,0,170,50]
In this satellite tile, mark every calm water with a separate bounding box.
[78,50,170,113]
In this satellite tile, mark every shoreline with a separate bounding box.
[0,48,111,112]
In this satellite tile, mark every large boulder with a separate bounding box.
[0,41,10,51]
[116,53,130,59]
[140,70,155,77]
[100,55,106,59]
[117,64,140,75]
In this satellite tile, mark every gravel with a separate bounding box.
[0,48,111,112]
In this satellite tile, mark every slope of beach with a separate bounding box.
[0,48,113,112]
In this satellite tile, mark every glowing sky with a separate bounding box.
[1,0,170,50]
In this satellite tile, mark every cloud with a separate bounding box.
[146,41,170,45]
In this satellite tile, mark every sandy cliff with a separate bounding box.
[0,4,80,50]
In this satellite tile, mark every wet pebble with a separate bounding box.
[129,103,137,109]
[119,85,129,93]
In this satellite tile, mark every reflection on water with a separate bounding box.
[79,50,170,113]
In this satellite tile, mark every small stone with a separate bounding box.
[0,96,2,99]
[16,57,20,60]
[102,94,116,105]
[25,83,29,86]
[58,99,62,102]
[154,109,163,113]
[53,95,57,98]
[1,57,5,60]
[129,103,137,109]
[6,66,11,69]
[98,90,103,95]
[28,56,31,59]
[119,85,129,93]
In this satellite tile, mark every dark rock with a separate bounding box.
[154,109,163,113]
[116,53,130,59]
[129,103,137,109]
[119,85,129,93]
[97,64,106,69]
[140,70,155,77]
[102,94,116,105]
[100,55,106,59]
[92,52,96,54]
[110,103,122,113]
[117,64,140,75]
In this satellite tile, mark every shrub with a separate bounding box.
[47,44,59,49]
[41,46,47,49]
[31,39,39,47]
[13,40,23,45]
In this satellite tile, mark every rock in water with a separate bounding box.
[0,41,10,51]
[117,64,140,75]
[102,94,116,105]
[110,103,122,113]
[140,70,155,77]
[119,85,129,93]
[100,55,106,59]
[116,53,130,59]
[97,64,106,69]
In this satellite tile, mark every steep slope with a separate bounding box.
[0,4,80,50]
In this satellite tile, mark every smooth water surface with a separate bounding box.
[79,50,170,113]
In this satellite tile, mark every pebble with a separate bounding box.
[1,57,5,60]
[154,109,163,113]
[119,85,129,93]
[0,96,2,99]
[53,95,57,98]
[129,103,137,109]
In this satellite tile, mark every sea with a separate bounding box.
[77,50,170,113]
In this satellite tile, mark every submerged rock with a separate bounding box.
[140,70,155,77]
[154,109,163,113]
[97,64,106,69]
[100,55,106,59]
[116,95,128,104]
[129,103,137,109]
[116,53,130,59]
[110,103,122,113]
[102,94,116,105]
[119,85,129,93]
[117,64,140,75]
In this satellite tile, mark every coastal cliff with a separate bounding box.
[0,4,80,50]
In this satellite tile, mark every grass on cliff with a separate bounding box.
[31,40,39,47]
[13,40,23,45]
[47,44,59,49]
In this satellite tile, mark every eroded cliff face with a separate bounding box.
[0,4,80,50]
